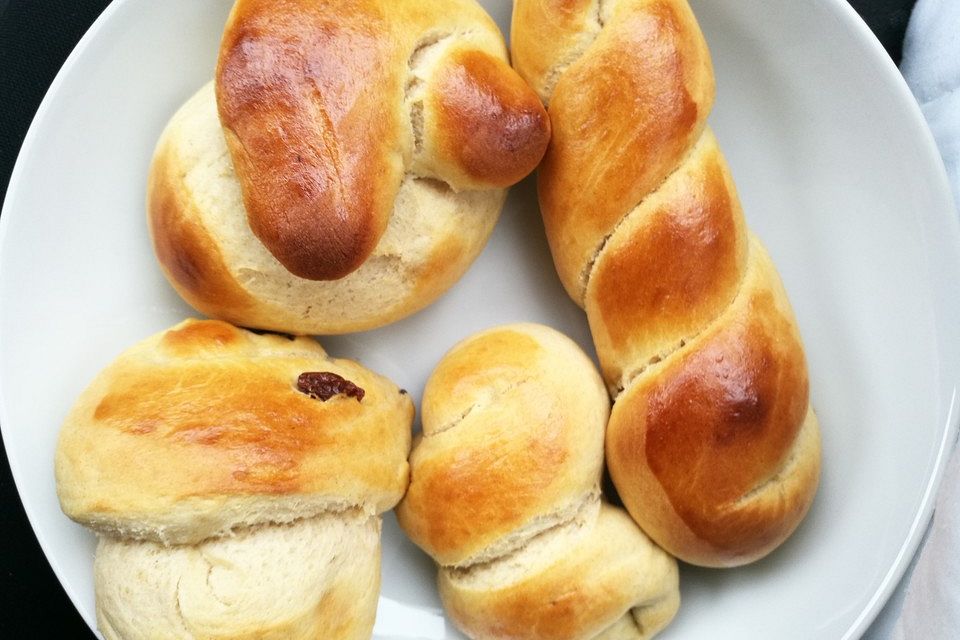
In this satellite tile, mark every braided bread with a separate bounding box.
[55,319,413,639]
[148,0,550,334]
[397,324,679,640]
[511,0,821,567]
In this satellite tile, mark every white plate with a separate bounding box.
[2,0,958,638]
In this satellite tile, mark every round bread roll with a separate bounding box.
[148,0,550,335]
[511,0,821,566]
[55,319,413,639]
[397,324,679,640]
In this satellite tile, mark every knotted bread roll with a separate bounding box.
[511,0,821,567]
[397,324,679,640]
[149,0,550,334]
[55,319,413,639]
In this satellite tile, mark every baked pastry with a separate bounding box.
[55,319,413,639]
[511,0,821,566]
[397,324,679,639]
[148,0,550,335]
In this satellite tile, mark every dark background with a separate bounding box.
[0,0,920,636]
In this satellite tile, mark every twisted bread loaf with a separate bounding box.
[397,324,679,640]
[511,0,821,566]
[149,0,550,334]
[55,319,413,639]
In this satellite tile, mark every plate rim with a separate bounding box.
[0,0,137,633]
[804,4,960,638]
[1,0,958,638]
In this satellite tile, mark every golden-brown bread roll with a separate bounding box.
[397,324,679,639]
[511,0,820,567]
[148,0,550,335]
[55,319,413,639]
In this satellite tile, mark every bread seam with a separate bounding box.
[577,126,712,304]
[423,376,535,438]
[443,490,600,575]
[609,227,754,400]
[734,408,816,507]
[405,29,485,192]
[406,32,455,156]
[173,577,187,635]
[77,499,380,547]
[199,552,235,610]
[539,0,608,104]
[628,605,646,635]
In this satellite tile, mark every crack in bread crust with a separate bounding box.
[406,32,456,156]
[445,492,600,574]
[578,127,712,303]
[423,377,535,438]
[539,0,610,104]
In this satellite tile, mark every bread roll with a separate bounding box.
[55,319,413,639]
[397,324,679,640]
[511,0,820,566]
[148,0,550,335]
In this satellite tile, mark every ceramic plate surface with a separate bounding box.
[2,0,959,638]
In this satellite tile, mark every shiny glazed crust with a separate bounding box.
[55,319,413,545]
[398,324,609,567]
[215,0,550,281]
[148,83,505,335]
[397,324,680,639]
[512,0,820,567]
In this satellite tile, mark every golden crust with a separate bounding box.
[215,0,549,282]
[148,83,505,335]
[531,0,715,301]
[606,240,821,566]
[513,0,820,569]
[439,505,680,640]
[397,324,609,567]
[585,130,748,393]
[147,136,256,323]
[511,0,601,104]
[217,0,403,281]
[424,48,551,189]
[55,319,413,544]
[397,325,679,638]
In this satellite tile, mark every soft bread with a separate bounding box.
[399,323,609,568]
[511,0,820,566]
[95,512,381,640]
[55,319,413,639]
[56,319,412,544]
[149,0,550,334]
[605,239,822,566]
[440,504,679,640]
[397,324,679,639]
